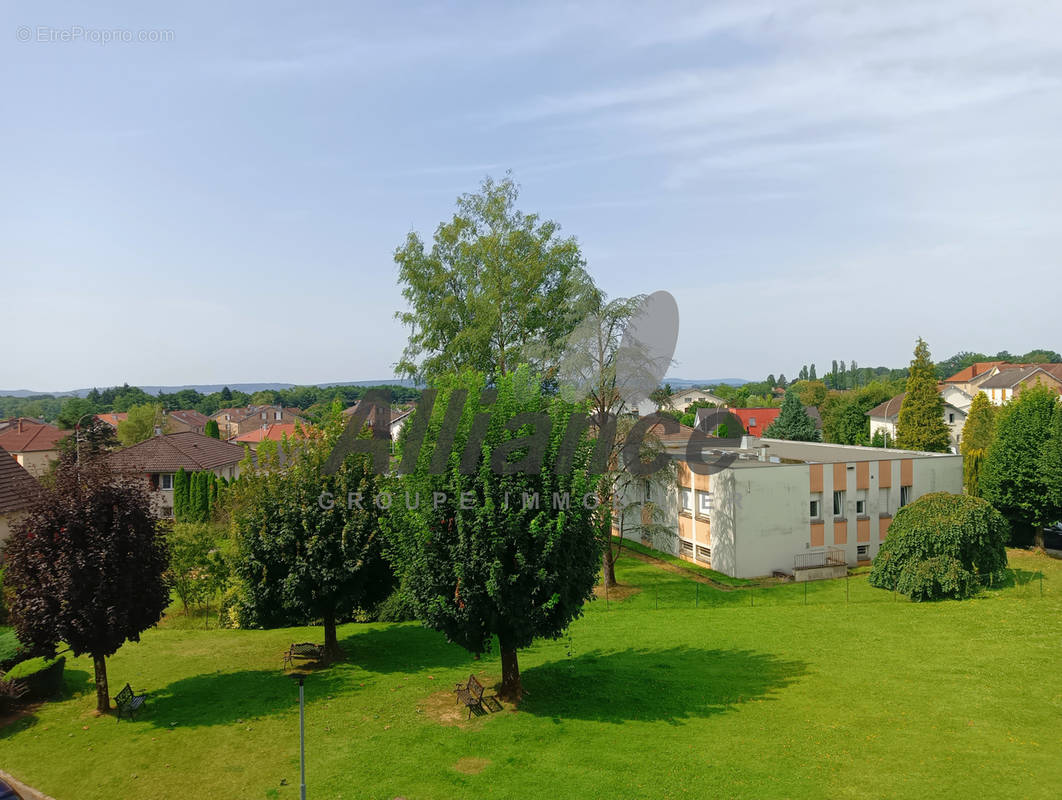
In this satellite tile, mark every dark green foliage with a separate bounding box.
[173,467,189,522]
[982,384,1062,546]
[869,492,1008,601]
[764,390,819,441]
[4,453,170,711]
[373,585,419,623]
[896,338,950,452]
[205,419,221,439]
[1042,403,1062,525]
[382,367,602,699]
[166,523,229,611]
[960,392,997,497]
[232,420,393,656]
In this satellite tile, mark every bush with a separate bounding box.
[0,627,23,668]
[5,655,66,700]
[869,492,1009,601]
[374,587,419,623]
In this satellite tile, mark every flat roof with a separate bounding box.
[666,436,959,468]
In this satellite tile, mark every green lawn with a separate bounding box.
[2,550,1061,800]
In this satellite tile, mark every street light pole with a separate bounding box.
[298,675,306,800]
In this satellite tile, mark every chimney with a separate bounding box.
[758,444,769,462]
[154,426,163,437]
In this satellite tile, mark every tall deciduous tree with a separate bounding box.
[4,454,169,713]
[981,384,1061,547]
[117,403,170,447]
[896,338,950,452]
[394,174,598,383]
[383,368,602,700]
[232,416,392,658]
[1041,402,1062,526]
[960,392,997,497]
[764,390,819,441]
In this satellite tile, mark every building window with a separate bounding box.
[644,480,652,502]
[680,539,694,557]
[857,544,869,558]
[900,486,912,508]
[749,417,757,427]
[879,488,890,515]
[948,412,955,424]
[833,490,845,517]
[275,411,282,420]
[856,499,866,515]
[810,499,821,519]
[697,491,711,518]
[696,545,711,564]
[160,474,174,491]
[680,488,693,512]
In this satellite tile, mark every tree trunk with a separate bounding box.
[602,546,617,588]
[93,654,110,714]
[1034,527,1045,551]
[323,612,342,661]
[498,642,522,702]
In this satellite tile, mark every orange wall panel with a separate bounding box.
[879,516,891,540]
[857,518,870,542]
[809,463,823,493]
[833,520,848,545]
[878,460,892,488]
[693,472,711,492]
[676,460,691,487]
[696,522,710,545]
[678,515,693,540]
[856,461,870,490]
[833,462,848,490]
[900,459,913,486]
[810,521,825,547]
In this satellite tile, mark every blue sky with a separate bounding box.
[3,1,1061,391]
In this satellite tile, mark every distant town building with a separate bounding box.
[0,444,39,544]
[0,418,67,476]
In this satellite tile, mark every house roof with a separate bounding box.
[109,431,246,472]
[342,403,415,426]
[213,405,306,424]
[943,361,1014,383]
[0,445,40,514]
[234,423,303,444]
[978,366,1061,390]
[645,421,699,445]
[719,407,782,437]
[168,409,209,427]
[0,419,68,453]
[95,412,128,428]
[867,393,906,420]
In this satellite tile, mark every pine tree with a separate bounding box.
[960,392,997,496]
[174,467,189,522]
[809,364,817,381]
[764,389,819,442]
[895,338,950,452]
[205,419,221,439]
[982,384,1060,547]
[777,373,788,388]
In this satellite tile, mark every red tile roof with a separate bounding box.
[725,407,782,437]
[168,409,209,427]
[234,423,303,444]
[0,445,40,514]
[867,393,907,420]
[95,412,128,428]
[109,431,246,473]
[943,361,1014,383]
[0,419,68,453]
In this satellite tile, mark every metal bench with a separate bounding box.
[284,642,326,668]
[114,682,147,722]
[453,674,502,719]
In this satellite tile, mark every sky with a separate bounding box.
[2,1,1061,392]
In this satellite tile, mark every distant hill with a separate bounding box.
[664,377,750,388]
[0,379,420,398]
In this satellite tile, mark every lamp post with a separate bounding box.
[289,673,307,800]
[74,411,96,468]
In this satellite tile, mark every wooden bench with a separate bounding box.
[453,674,502,719]
[284,642,326,668]
[114,683,147,722]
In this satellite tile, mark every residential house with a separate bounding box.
[866,391,970,452]
[697,406,782,438]
[234,423,305,451]
[0,418,68,476]
[95,412,128,428]
[664,388,727,412]
[109,431,245,518]
[941,361,1015,396]
[977,366,1062,406]
[0,445,39,545]
[342,403,415,445]
[618,434,961,579]
[165,409,210,435]
[213,405,308,440]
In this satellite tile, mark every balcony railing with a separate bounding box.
[794,546,846,571]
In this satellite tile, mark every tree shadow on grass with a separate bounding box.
[520,647,806,724]
[143,668,351,729]
[338,623,471,674]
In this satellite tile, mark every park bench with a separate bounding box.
[453,674,502,719]
[284,642,326,668]
[114,683,147,722]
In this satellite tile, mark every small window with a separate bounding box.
[160,474,174,490]
[697,491,712,517]
[857,544,869,558]
[696,545,711,564]
[644,480,652,502]
[856,499,866,515]
[749,417,757,427]
[680,488,693,512]
[680,539,694,556]
[275,411,281,420]
[833,490,845,516]
[810,499,821,519]
[900,486,912,508]
[948,413,955,423]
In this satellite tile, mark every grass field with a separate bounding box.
[2,549,1061,800]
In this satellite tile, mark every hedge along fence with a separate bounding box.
[173,468,229,523]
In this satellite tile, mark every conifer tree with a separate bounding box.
[1041,402,1062,529]
[960,392,997,497]
[764,389,819,441]
[205,419,221,439]
[174,467,189,522]
[895,338,950,452]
